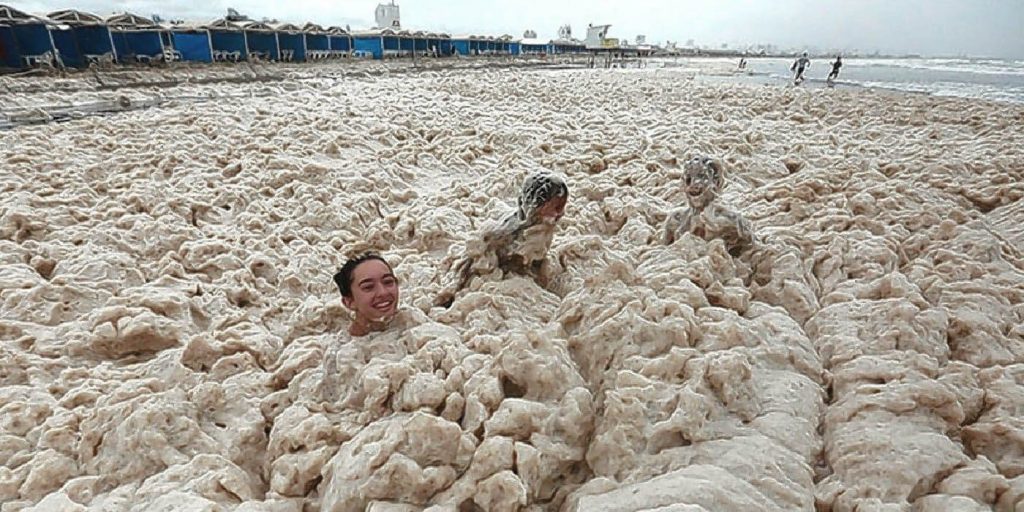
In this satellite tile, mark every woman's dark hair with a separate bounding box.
[333,252,391,298]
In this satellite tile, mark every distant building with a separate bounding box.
[584,24,614,49]
[636,35,646,45]
[523,29,536,39]
[375,1,400,29]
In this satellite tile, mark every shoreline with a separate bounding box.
[695,70,933,99]
[2,55,1017,131]
[650,55,1024,105]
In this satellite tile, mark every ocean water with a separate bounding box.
[751,57,1024,104]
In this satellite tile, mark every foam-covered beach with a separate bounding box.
[2,61,1023,511]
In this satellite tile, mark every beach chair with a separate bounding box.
[22,51,56,69]
[162,47,182,63]
[85,52,115,68]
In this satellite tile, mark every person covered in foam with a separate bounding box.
[434,170,569,308]
[323,251,432,403]
[663,156,755,256]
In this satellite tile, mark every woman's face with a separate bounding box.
[536,195,567,222]
[343,259,399,321]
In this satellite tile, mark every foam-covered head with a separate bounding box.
[682,156,725,209]
[517,171,569,224]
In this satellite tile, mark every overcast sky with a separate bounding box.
[14,0,1024,58]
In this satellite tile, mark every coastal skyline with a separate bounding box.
[10,0,1024,59]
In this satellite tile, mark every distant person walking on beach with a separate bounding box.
[827,55,843,84]
[791,51,810,85]
[738,57,747,70]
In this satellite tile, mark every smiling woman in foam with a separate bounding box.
[322,250,444,404]
[334,252,413,337]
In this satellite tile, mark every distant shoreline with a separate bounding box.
[3,54,1015,131]
[653,52,1019,61]
[695,71,934,100]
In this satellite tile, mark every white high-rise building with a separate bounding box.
[375,1,401,29]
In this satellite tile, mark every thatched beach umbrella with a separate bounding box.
[47,9,104,24]
[302,22,325,33]
[0,4,38,23]
[105,12,157,28]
